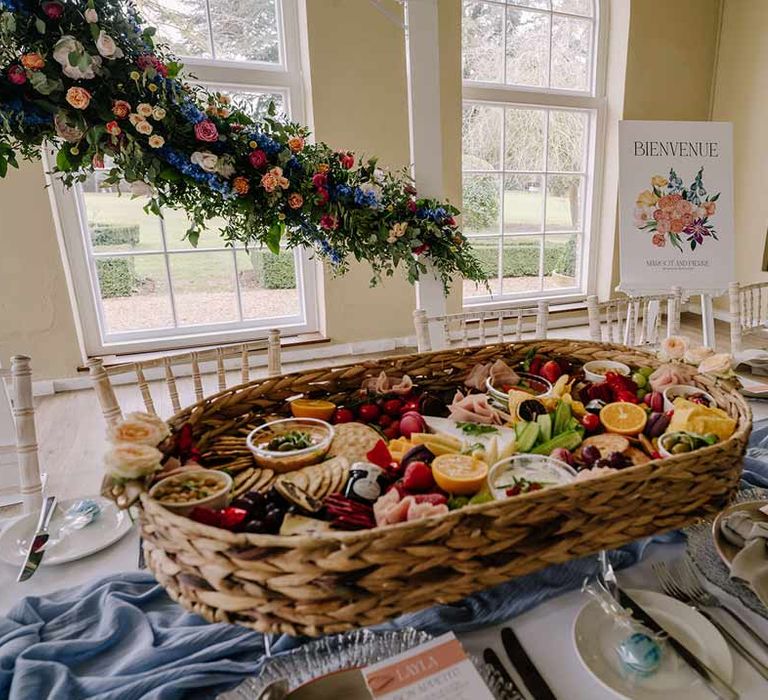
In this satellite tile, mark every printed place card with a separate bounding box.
[362,632,494,700]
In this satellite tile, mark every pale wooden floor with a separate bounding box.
[19,315,768,504]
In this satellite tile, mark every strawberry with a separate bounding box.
[540,360,562,384]
[402,461,436,492]
[413,493,448,506]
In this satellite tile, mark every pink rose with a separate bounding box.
[248,149,267,169]
[6,65,26,85]
[312,172,328,189]
[136,54,168,77]
[41,1,63,20]
[319,214,338,230]
[338,152,355,169]
[194,119,218,142]
[407,200,417,213]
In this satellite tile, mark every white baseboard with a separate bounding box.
[683,300,732,323]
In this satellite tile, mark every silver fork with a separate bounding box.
[654,560,768,680]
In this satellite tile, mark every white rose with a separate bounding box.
[54,113,83,143]
[105,442,163,480]
[684,345,715,365]
[698,353,733,377]
[191,151,218,172]
[151,106,166,120]
[108,412,170,446]
[96,30,124,60]
[135,120,153,135]
[53,36,101,80]
[136,103,153,117]
[129,180,153,197]
[659,335,689,361]
[84,8,98,23]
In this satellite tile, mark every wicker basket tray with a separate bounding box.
[140,340,751,636]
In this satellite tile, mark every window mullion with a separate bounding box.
[499,105,506,296]
[203,0,216,60]
[157,211,179,329]
[540,110,550,291]
[232,248,244,322]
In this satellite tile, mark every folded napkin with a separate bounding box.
[722,510,768,608]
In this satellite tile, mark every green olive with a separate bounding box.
[671,442,691,454]
[702,433,719,445]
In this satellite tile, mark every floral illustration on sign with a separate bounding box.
[633,167,720,252]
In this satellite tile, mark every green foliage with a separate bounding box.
[471,240,575,278]
[250,249,296,289]
[554,236,577,277]
[90,224,141,248]
[96,258,139,298]
[462,176,499,231]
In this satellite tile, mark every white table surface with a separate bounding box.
[1,395,767,698]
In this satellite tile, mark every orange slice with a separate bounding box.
[431,454,489,495]
[599,402,648,436]
[290,399,336,421]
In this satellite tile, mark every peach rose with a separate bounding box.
[136,103,153,117]
[669,219,683,233]
[287,136,304,153]
[151,106,166,120]
[135,119,153,135]
[128,113,144,126]
[261,166,289,193]
[104,442,163,480]
[233,176,250,195]
[684,345,714,365]
[651,232,666,247]
[148,134,165,148]
[287,192,303,209]
[112,100,131,118]
[66,86,91,110]
[108,411,170,446]
[660,335,689,361]
[698,353,733,377]
[21,53,45,70]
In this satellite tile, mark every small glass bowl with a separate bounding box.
[487,454,577,500]
[149,469,232,516]
[583,360,631,384]
[662,384,716,412]
[246,417,334,473]
[486,371,552,406]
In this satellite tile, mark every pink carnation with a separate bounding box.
[194,119,219,142]
[312,172,328,189]
[136,54,168,77]
[319,214,338,230]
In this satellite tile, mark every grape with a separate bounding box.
[608,451,630,469]
[595,458,612,469]
[581,445,601,465]
[244,519,265,533]
[264,510,285,532]
[231,497,255,511]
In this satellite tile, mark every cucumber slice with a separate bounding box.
[530,430,583,456]
[553,401,572,435]
[516,422,540,452]
[537,413,552,443]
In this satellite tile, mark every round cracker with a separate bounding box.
[579,433,630,457]
[625,446,650,465]
[327,422,381,463]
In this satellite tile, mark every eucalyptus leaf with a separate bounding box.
[34,17,45,34]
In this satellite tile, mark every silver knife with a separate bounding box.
[617,588,739,700]
[17,496,57,582]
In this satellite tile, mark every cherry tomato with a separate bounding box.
[383,419,400,439]
[332,407,355,424]
[383,398,403,416]
[400,399,421,415]
[581,413,600,432]
[357,403,381,423]
[378,414,393,428]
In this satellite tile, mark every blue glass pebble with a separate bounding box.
[617,632,662,677]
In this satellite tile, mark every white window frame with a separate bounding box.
[49,0,318,356]
[462,0,608,310]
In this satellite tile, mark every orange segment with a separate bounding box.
[290,399,336,421]
[431,454,489,495]
[599,402,648,436]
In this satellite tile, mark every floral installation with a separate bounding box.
[633,168,720,252]
[103,412,170,481]
[0,0,486,292]
[657,336,734,380]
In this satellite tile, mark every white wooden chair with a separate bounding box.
[729,281,768,354]
[413,301,549,353]
[88,330,282,426]
[586,288,682,347]
[1,356,44,513]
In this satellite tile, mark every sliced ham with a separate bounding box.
[489,359,519,389]
[362,372,414,396]
[406,500,449,521]
[464,362,491,390]
[449,391,505,425]
[373,489,414,526]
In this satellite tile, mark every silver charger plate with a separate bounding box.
[686,486,768,618]
[220,628,519,699]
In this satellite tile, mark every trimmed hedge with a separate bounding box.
[90,223,140,248]
[96,257,139,298]
[471,241,567,278]
[250,249,297,289]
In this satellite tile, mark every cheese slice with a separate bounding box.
[424,417,517,464]
[279,513,332,536]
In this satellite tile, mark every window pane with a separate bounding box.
[163,210,231,250]
[464,237,502,298]
[547,110,588,172]
[463,104,503,170]
[169,252,239,326]
[546,175,583,231]
[506,7,550,88]
[462,174,501,235]
[505,107,545,171]
[135,0,211,58]
[235,249,301,319]
[504,174,543,233]
[551,14,592,91]
[543,233,580,290]
[501,235,542,294]
[552,0,593,16]
[462,1,504,83]
[96,255,174,333]
[228,90,286,121]
[82,180,164,253]
[210,0,280,63]
[506,0,550,9]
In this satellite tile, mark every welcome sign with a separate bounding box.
[618,121,734,294]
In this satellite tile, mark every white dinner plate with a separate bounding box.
[573,588,733,700]
[0,496,133,566]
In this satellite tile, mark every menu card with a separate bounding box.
[362,633,494,700]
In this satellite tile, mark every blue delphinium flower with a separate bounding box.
[285,155,302,173]
[177,99,206,125]
[319,238,342,265]
[249,132,282,155]
[157,146,232,197]
[417,206,448,224]
[1,98,52,127]
[333,184,352,200]
[353,187,378,208]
